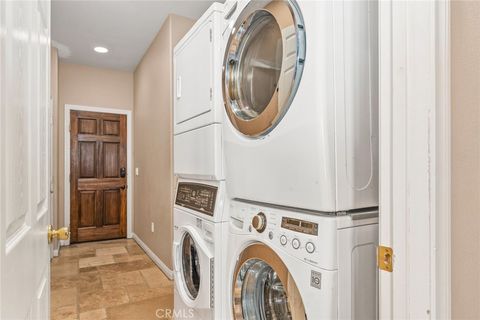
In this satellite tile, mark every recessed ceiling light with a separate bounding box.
[94,46,109,53]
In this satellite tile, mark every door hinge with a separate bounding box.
[69,173,71,183]
[209,29,212,42]
[210,88,213,100]
[377,245,393,272]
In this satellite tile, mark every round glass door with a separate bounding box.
[181,232,201,300]
[223,0,306,137]
[232,243,306,320]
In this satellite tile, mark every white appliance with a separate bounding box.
[173,2,225,180]
[173,180,228,319]
[225,200,378,319]
[221,0,379,212]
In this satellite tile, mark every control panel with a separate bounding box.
[229,201,339,269]
[175,182,218,216]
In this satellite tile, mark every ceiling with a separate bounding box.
[52,0,219,71]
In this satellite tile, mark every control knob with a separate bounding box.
[251,212,267,233]
[280,235,287,246]
[291,238,301,249]
[305,241,315,254]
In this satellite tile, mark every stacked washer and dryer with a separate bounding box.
[172,3,228,319]
[220,0,380,319]
[173,0,379,319]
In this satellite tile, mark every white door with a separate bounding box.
[174,18,214,124]
[378,0,450,319]
[0,0,52,319]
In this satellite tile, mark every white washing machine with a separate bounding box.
[173,2,225,181]
[221,0,379,212]
[173,180,228,319]
[225,200,378,319]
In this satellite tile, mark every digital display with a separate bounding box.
[281,217,318,235]
[175,183,218,216]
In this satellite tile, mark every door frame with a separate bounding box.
[378,0,451,318]
[64,104,133,245]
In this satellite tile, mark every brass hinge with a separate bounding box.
[377,245,393,272]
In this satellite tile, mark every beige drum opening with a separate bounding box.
[223,0,305,138]
[232,243,306,320]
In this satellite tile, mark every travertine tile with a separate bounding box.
[126,245,145,255]
[51,305,78,320]
[97,258,155,274]
[77,271,103,293]
[113,253,148,263]
[51,287,77,309]
[79,255,115,268]
[95,246,128,256]
[101,270,145,289]
[79,308,107,320]
[141,267,173,288]
[78,287,130,312]
[126,284,173,303]
[51,239,174,319]
[107,296,174,320]
[51,261,79,277]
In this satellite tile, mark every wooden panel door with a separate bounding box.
[70,111,127,242]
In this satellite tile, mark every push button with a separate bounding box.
[305,241,315,253]
[280,235,287,246]
[291,238,300,249]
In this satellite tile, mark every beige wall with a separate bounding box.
[452,1,480,319]
[57,62,134,227]
[133,14,193,270]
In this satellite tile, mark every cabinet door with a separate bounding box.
[175,19,213,124]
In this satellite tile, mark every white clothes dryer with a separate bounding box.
[221,0,379,212]
[173,182,229,319]
[173,2,225,180]
[225,200,378,319]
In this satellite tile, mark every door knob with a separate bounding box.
[48,225,70,244]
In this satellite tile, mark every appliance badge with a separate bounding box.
[310,270,322,290]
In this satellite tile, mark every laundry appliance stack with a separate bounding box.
[171,3,228,320]
[220,0,380,319]
[173,0,380,319]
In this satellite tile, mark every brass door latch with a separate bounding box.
[48,225,70,244]
[378,245,393,272]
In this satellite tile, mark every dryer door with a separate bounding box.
[173,226,213,309]
[223,0,306,138]
[232,243,306,320]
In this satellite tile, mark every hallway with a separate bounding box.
[51,239,173,320]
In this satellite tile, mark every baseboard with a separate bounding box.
[131,233,174,280]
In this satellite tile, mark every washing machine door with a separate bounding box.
[223,0,306,138]
[232,243,306,320]
[173,226,213,309]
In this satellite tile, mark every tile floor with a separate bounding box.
[51,238,174,320]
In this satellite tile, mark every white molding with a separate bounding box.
[64,104,133,246]
[378,0,451,318]
[132,233,174,280]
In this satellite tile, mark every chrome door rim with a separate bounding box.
[232,243,306,320]
[223,0,306,138]
[181,232,201,300]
